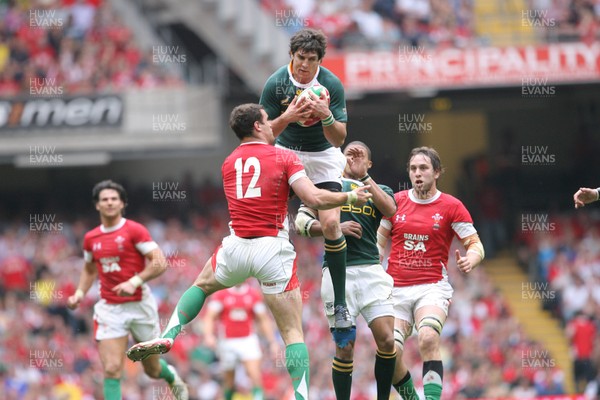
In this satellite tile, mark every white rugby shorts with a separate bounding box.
[93,284,160,341]
[217,334,262,371]
[277,144,346,186]
[212,234,299,294]
[392,279,454,324]
[321,264,394,328]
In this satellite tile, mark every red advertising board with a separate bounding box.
[321,43,600,92]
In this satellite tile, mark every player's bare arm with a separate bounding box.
[456,233,485,273]
[574,187,600,208]
[376,224,392,263]
[270,96,312,137]
[346,146,396,217]
[112,248,167,296]
[201,307,218,349]
[291,176,372,209]
[67,261,97,309]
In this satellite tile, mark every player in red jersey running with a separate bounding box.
[126,103,371,400]
[377,147,485,400]
[203,283,278,400]
[66,180,188,400]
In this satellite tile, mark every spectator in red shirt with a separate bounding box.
[567,311,597,392]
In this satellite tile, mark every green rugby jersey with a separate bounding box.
[325,178,394,267]
[259,64,347,152]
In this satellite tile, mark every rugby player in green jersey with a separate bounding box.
[295,141,398,400]
[259,28,353,334]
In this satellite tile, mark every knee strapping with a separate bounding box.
[417,316,443,335]
[394,328,407,351]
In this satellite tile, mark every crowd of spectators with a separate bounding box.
[0,0,182,96]
[0,180,570,399]
[520,207,600,397]
[260,0,600,50]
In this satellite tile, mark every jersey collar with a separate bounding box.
[287,62,320,89]
[100,217,126,233]
[239,141,267,146]
[408,189,442,204]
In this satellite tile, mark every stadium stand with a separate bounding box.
[260,0,600,50]
[0,0,181,95]
[522,209,600,397]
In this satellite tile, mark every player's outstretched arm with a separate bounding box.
[291,176,372,210]
[574,187,600,208]
[67,261,97,309]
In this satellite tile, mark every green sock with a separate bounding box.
[252,386,264,400]
[423,360,443,400]
[158,359,174,384]
[324,236,347,307]
[224,388,234,400]
[162,285,206,340]
[394,371,419,400]
[332,357,353,400]
[103,378,121,400]
[375,349,396,399]
[285,343,310,400]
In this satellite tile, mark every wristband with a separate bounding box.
[347,191,358,205]
[128,275,144,288]
[321,112,335,127]
[359,174,371,182]
[74,289,85,301]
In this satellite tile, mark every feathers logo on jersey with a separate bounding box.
[432,213,443,230]
[115,235,125,251]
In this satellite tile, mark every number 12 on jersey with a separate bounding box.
[234,157,262,199]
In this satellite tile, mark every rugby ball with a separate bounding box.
[297,84,330,127]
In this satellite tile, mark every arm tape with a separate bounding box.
[464,235,485,261]
[295,206,317,237]
[128,275,144,288]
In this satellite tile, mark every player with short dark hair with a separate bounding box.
[378,147,485,400]
[259,27,353,338]
[125,104,372,400]
[296,141,398,400]
[67,180,188,400]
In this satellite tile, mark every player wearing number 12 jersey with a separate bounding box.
[378,147,485,400]
[66,180,188,400]
[126,104,372,400]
